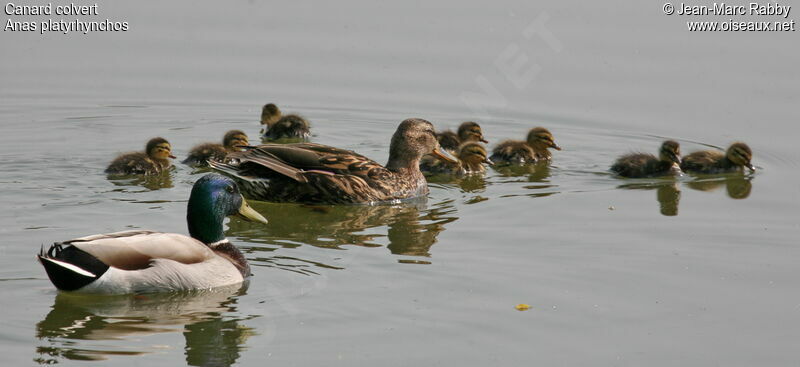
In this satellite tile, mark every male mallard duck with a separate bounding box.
[260,103,311,140]
[490,127,561,164]
[105,137,176,175]
[681,142,754,174]
[183,130,250,167]
[420,141,493,175]
[211,118,457,204]
[436,121,488,152]
[610,140,682,178]
[37,174,268,294]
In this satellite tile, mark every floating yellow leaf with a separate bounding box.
[515,304,531,311]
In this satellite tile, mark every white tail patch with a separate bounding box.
[42,257,97,278]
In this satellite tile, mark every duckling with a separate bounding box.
[681,142,754,174]
[260,103,311,140]
[610,140,682,178]
[420,141,493,175]
[436,121,488,152]
[105,137,175,175]
[490,127,561,164]
[211,118,458,204]
[183,130,250,167]
[37,174,268,293]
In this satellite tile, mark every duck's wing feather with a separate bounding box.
[63,230,214,270]
[228,143,383,182]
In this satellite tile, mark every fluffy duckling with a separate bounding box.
[105,137,175,175]
[183,130,250,167]
[610,140,682,178]
[436,121,488,152]
[421,141,493,175]
[37,174,268,293]
[490,127,561,164]
[260,103,311,140]
[211,118,458,204]
[681,142,754,174]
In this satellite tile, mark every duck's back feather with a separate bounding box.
[64,230,214,270]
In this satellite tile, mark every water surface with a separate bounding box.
[1,0,799,366]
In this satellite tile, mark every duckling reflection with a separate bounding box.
[386,202,457,260]
[35,284,254,366]
[685,175,753,199]
[617,182,682,216]
[107,171,174,190]
[226,200,457,264]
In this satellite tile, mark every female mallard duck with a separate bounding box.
[105,137,176,175]
[183,130,250,167]
[37,174,268,294]
[681,142,754,174]
[210,118,458,204]
[436,121,489,152]
[610,140,682,178]
[260,103,311,140]
[420,141,493,175]
[490,127,561,164]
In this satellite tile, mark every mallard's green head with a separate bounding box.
[726,142,754,171]
[458,121,488,143]
[187,174,268,244]
[146,137,176,161]
[261,103,282,125]
[526,127,561,151]
[659,140,681,165]
[388,118,457,170]
[223,130,249,151]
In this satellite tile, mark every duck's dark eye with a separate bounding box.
[225,185,235,194]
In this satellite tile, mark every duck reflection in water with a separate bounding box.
[228,200,457,266]
[685,174,753,199]
[35,284,255,366]
[107,171,174,191]
[618,181,682,216]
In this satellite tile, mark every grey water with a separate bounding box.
[1,0,799,366]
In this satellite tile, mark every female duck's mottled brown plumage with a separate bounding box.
[211,118,457,204]
[421,141,493,175]
[490,127,561,164]
[106,137,175,175]
[610,140,682,178]
[681,142,754,174]
[260,103,311,140]
[436,121,488,152]
[183,130,249,167]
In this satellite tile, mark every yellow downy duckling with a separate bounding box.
[420,141,493,175]
[260,103,310,140]
[490,127,561,164]
[681,142,754,174]
[610,140,682,178]
[105,137,175,175]
[436,121,488,153]
[183,130,250,167]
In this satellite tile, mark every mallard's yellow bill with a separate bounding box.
[236,197,268,224]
